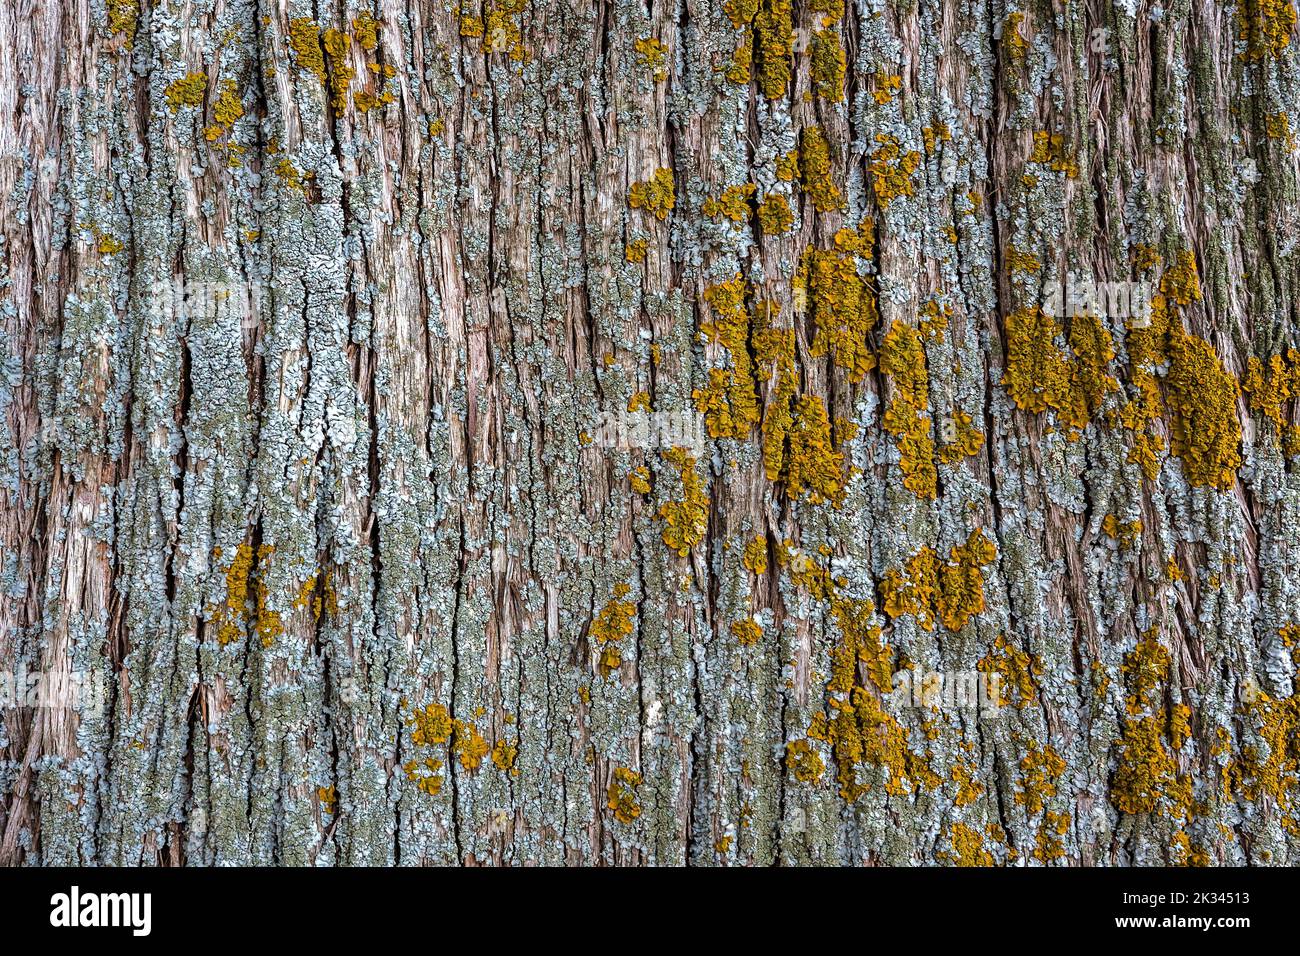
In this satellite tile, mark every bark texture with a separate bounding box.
[2,0,1300,866]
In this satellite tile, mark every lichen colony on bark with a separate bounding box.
[1,0,1300,866]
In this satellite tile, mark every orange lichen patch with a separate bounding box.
[810,29,846,100]
[756,193,793,234]
[939,822,995,866]
[917,298,951,340]
[274,157,313,192]
[1003,11,1029,64]
[937,530,997,631]
[868,134,920,208]
[786,739,825,782]
[288,18,327,84]
[409,701,454,746]
[1002,308,1117,438]
[164,72,207,111]
[923,121,952,155]
[1159,250,1202,306]
[761,368,798,484]
[1163,325,1241,489]
[775,149,800,182]
[952,761,982,806]
[633,36,669,80]
[879,545,940,631]
[882,399,936,498]
[1004,245,1041,275]
[628,168,675,221]
[797,246,879,381]
[742,535,768,575]
[607,767,643,823]
[938,410,985,464]
[1265,111,1297,149]
[402,756,444,795]
[95,233,124,255]
[207,543,283,648]
[723,0,761,24]
[731,618,762,646]
[322,27,354,111]
[781,549,939,802]
[627,390,651,414]
[1028,130,1078,178]
[878,322,929,408]
[592,582,636,677]
[782,396,849,505]
[1241,350,1300,432]
[352,11,380,50]
[625,238,648,263]
[702,183,756,222]
[694,277,761,438]
[723,34,754,84]
[1109,635,1195,818]
[659,448,709,556]
[878,322,937,497]
[977,633,1040,708]
[880,530,996,633]
[870,71,901,105]
[316,785,338,814]
[628,466,651,494]
[1033,811,1070,862]
[808,682,936,801]
[211,80,244,129]
[1102,514,1143,547]
[214,543,255,646]
[753,0,793,97]
[482,6,528,60]
[452,719,490,771]
[1115,259,1240,488]
[799,125,843,212]
[833,220,875,258]
[491,739,519,774]
[1237,0,1296,60]
[107,0,139,42]
[1224,690,1300,829]
[1016,742,1066,814]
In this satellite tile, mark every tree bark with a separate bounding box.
[1,0,1298,866]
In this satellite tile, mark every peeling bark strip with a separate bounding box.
[1,0,1300,868]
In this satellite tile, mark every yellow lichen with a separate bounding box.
[782,396,848,505]
[977,633,1040,708]
[634,36,669,81]
[799,125,843,213]
[786,739,825,782]
[702,183,756,223]
[756,193,793,234]
[659,448,708,556]
[607,767,643,823]
[798,246,878,381]
[164,72,207,111]
[352,12,380,50]
[591,583,636,677]
[628,168,675,221]
[753,0,793,97]
[731,619,762,646]
[693,277,761,439]
[1238,0,1297,60]
[288,18,327,84]
[868,133,921,209]
[809,29,845,101]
